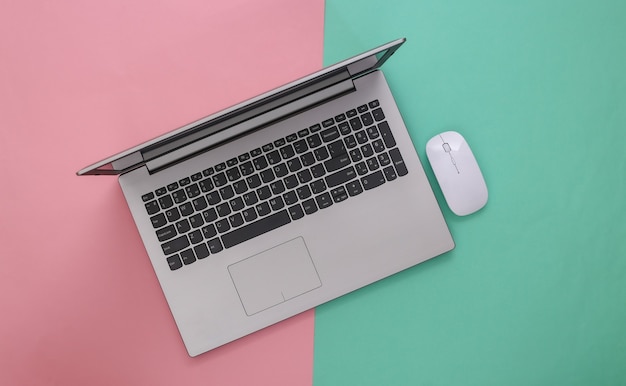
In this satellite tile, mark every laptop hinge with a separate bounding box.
[145,77,355,173]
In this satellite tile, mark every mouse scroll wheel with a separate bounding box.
[442,143,451,152]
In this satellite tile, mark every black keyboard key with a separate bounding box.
[167,183,178,192]
[328,140,346,157]
[202,167,214,176]
[361,170,386,190]
[346,109,357,118]
[307,133,322,148]
[246,174,262,188]
[355,162,368,176]
[172,189,187,204]
[242,207,258,222]
[256,201,271,217]
[156,225,177,242]
[357,104,368,113]
[372,107,385,121]
[269,196,285,210]
[315,192,333,209]
[238,153,251,162]
[159,195,174,209]
[230,197,245,212]
[162,235,189,255]
[355,130,368,144]
[361,112,373,126]
[262,143,274,152]
[361,144,374,158]
[155,187,167,196]
[273,163,288,178]
[338,121,351,135]
[260,169,275,183]
[267,150,282,165]
[179,177,191,186]
[280,144,295,160]
[226,167,241,182]
[180,249,196,265]
[344,134,357,149]
[321,127,340,142]
[165,207,181,222]
[325,166,357,187]
[185,183,201,198]
[378,121,396,148]
[142,192,155,202]
[311,164,326,178]
[302,198,318,214]
[250,148,262,157]
[349,117,362,131]
[216,203,231,217]
[331,186,348,203]
[284,174,299,189]
[274,138,286,147]
[369,100,380,108]
[188,230,203,245]
[366,157,380,171]
[378,152,391,167]
[213,172,227,187]
[243,191,259,206]
[297,169,313,184]
[145,200,160,215]
[389,148,408,176]
[221,210,291,249]
[309,123,322,132]
[215,163,226,172]
[366,126,379,139]
[373,139,385,154]
[349,148,363,162]
[150,213,167,228]
[346,180,364,196]
[298,128,310,137]
[240,161,255,176]
[384,165,398,181]
[175,218,191,234]
[283,190,298,205]
[167,255,183,271]
[227,157,238,167]
[202,208,218,223]
[216,219,231,233]
[192,196,208,211]
[194,243,210,259]
[208,238,223,254]
[179,202,194,216]
[287,158,302,172]
[219,185,235,200]
[191,172,203,181]
[300,152,315,166]
[232,180,247,195]
[314,147,330,161]
[293,139,308,154]
[206,191,221,205]
[199,178,214,192]
[287,134,298,143]
[310,179,327,194]
[288,204,305,220]
[253,155,269,170]
[335,113,346,122]
[257,186,272,200]
[322,118,335,128]
[325,154,351,172]
[201,224,217,239]
[229,213,244,228]
[189,213,204,228]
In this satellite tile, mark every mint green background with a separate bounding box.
[314,1,626,384]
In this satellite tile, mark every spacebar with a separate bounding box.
[221,210,292,249]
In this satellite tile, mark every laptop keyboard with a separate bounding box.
[141,100,409,271]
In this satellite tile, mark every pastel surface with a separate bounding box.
[0,1,323,385]
[316,0,626,385]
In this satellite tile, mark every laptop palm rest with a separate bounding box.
[228,237,322,316]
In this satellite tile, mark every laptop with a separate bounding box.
[77,38,454,357]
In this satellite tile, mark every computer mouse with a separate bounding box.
[426,131,488,216]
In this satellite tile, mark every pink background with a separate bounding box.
[0,0,324,384]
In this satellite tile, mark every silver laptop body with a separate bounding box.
[78,38,454,356]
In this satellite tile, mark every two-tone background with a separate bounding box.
[2,1,624,384]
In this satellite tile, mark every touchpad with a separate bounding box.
[228,237,321,316]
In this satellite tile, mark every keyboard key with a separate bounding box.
[346,109,357,118]
[214,163,226,172]
[309,123,322,132]
[280,144,295,159]
[325,154,351,172]
[335,113,346,122]
[246,174,262,188]
[226,167,240,182]
[355,162,369,176]
[229,213,244,228]
[159,195,174,209]
[310,179,327,194]
[202,167,214,176]
[242,207,258,222]
[361,170,386,190]
[372,107,385,121]
[250,148,262,157]
[213,172,227,187]
[373,139,385,153]
[366,157,380,171]
[238,153,251,162]
[355,130,368,144]
[321,127,340,142]
[298,128,310,137]
[172,189,187,204]
[202,208,218,223]
[297,169,313,184]
[162,235,189,255]
[201,224,217,239]
[233,180,247,195]
[384,165,398,181]
[344,135,357,149]
[180,249,196,265]
[167,255,183,271]
[378,152,391,167]
[253,155,269,170]
[194,243,210,259]
[331,186,348,203]
[216,219,231,233]
[274,138,286,147]
[179,177,191,186]
[361,144,374,158]
[338,121,351,135]
[368,100,380,108]
[346,180,364,196]
[165,207,181,222]
[257,186,272,200]
[219,185,235,200]
[315,192,333,209]
[349,117,362,131]
[328,140,346,157]
[306,133,322,148]
[366,126,380,139]
[260,168,275,183]
[145,201,160,215]
[156,225,177,241]
[283,190,298,205]
[240,161,254,176]
[227,157,238,167]
[287,134,298,142]
[230,197,245,212]
[216,203,231,217]
[167,182,179,191]
[361,112,373,126]
[175,218,191,234]
[273,163,288,178]
[206,191,221,205]
[150,213,167,228]
[207,238,223,254]
[179,202,194,216]
[378,121,396,148]
[256,201,271,217]
[284,174,299,189]
[314,147,330,161]
[349,148,363,162]
[155,187,167,196]
[302,198,318,214]
[287,158,302,172]
[191,172,203,181]
[288,204,304,220]
[311,164,326,178]
[199,178,214,192]
[357,104,368,113]
[269,196,285,210]
[189,213,204,228]
[262,143,274,152]
[389,148,408,176]
[221,210,291,249]
[325,166,357,187]
[185,183,201,198]
[243,191,259,206]
[322,118,335,128]
[142,192,155,202]
[188,230,203,244]
[300,152,315,166]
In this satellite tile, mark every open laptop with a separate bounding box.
[77,38,454,356]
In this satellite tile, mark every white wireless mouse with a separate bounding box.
[426,131,488,216]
